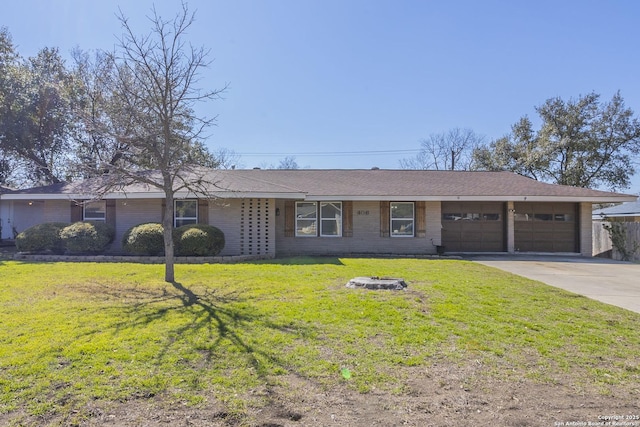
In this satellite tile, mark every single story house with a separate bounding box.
[592,201,640,222]
[0,169,636,257]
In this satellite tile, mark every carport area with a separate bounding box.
[469,255,640,314]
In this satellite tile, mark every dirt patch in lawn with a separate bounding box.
[7,362,637,427]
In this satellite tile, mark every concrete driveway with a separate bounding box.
[469,255,640,314]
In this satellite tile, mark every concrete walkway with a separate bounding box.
[469,255,640,314]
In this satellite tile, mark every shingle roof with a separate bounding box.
[2,169,637,203]
[206,169,637,202]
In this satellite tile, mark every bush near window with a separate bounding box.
[60,222,115,254]
[15,222,69,254]
[173,224,225,256]
[122,223,165,256]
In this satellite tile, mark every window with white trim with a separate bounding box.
[296,202,317,236]
[295,201,343,237]
[320,202,342,237]
[84,201,106,221]
[390,202,414,237]
[175,199,198,227]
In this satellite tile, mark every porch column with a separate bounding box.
[506,201,515,253]
[579,202,592,257]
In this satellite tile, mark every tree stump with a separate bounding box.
[345,276,407,290]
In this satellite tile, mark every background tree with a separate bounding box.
[0,27,18,185]
[211,147,242,169]
[400,128,484,170]
[277,156,299,169]
[0,36,79,186]
[79,4,226,282]
[473,92,640,190]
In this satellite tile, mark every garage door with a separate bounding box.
[441,202,505,252]
[514,202,577,252]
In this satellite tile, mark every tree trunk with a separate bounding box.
[163,190,175,282]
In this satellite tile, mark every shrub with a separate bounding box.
[173,224,225,256]
[15,222,69,254]
[60,222,115,254]
[122,223,165,256]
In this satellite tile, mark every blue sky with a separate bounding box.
[2,0,640,193]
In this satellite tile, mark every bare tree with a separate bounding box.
[212,147,242,169]
[277,156,299,169]
[79,4,226,282]
[400,128,484,170]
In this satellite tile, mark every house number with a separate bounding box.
[357,210,370,215]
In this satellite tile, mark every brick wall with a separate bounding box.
[274,200,442,257]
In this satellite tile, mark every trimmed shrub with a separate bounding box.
[15,222,69,254]
[173,224,225,256]
[60,222,115,254]
[122,222,165,256]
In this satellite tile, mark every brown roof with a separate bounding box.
[2,169,637,203]
[205,169,637,202]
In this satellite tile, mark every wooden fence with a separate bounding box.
[593,221,640,262]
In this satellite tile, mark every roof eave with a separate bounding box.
[1,191,308,200]
[306,195,638,203]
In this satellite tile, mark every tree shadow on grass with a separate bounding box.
[81,279,313,382]
[165,280,289,374]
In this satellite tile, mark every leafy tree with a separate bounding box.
[0,28,19,185]
[79,4,226,282]
[400,128,484,170]
[0,34,79,186]
[473,92,640,190]
[70,49,130,178]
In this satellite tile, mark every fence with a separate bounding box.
[593,221,640,262]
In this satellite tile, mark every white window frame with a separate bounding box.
[174,199,198,228]
[295,201,317,237]
[390,202,414,237]
[320,202,342,237]
[83,200,106,221]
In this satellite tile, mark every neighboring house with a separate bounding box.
[0,169,636,257]
[0,185,14,240]
[592,201,640,222]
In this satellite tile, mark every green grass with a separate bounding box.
[1,257,639,423]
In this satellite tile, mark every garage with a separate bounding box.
[513,202,578,252]
[441,202,505,252]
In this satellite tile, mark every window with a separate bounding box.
[84,201,106,221]
[320,202,342,237]
[483,213,501,221]
[462,213,481,221]
[296,202,317,236]
[442,213,461,221]
[175,199,198,227]
[295,201,343,237]
[534,213,553,221]
[391,202,414,237]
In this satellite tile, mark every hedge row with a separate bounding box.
[16,222,115,254]
[122,223,225,256]
[17,222,226,257]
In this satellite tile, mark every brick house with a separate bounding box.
[1,169,636,257]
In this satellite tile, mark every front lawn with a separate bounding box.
[1,257,639,426]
